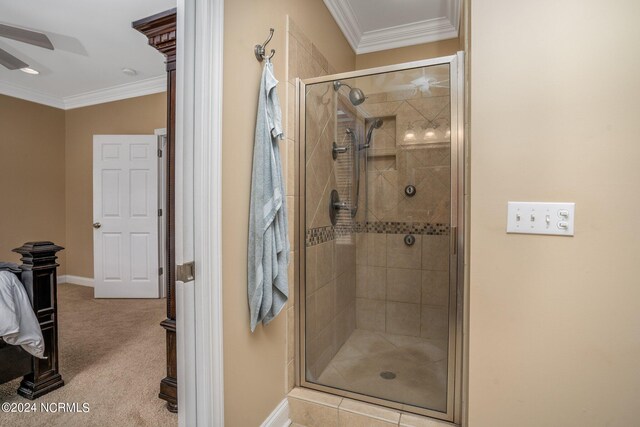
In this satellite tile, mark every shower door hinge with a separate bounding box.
[157,148,163,158]
[158,208,163,217]
[158,267,163,276]
[176,261,195,282]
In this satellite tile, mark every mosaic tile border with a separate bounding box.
[305,224,352,246]
[306,221,450,247]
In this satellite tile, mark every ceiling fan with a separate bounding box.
[0,23,54,72]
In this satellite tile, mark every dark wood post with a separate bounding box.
[133,8,178,413]
[13,241,65,399]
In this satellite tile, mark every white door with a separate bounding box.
[93,135,159,298]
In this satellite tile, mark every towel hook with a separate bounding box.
[255,28,276,61]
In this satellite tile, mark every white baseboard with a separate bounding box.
[58,275,94,287]
[260,398,290,427]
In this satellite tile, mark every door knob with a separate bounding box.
[93,222,101,229]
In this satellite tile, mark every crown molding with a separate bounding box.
[0,80,65,109]
[63,75,167,109]
[358,17,459,54]
[0,75,167,110]
[323,0,460,55]
[322,0,361,52]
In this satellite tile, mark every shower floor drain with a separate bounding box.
[380,371,396,380]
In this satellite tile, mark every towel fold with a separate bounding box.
[248,59,289,332]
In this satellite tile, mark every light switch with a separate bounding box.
[507,202,575,236]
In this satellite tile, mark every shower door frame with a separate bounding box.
[296,52,465,423]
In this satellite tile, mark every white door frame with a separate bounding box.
[176,0,225,426]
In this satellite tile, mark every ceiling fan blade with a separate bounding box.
[430,79,450,88]
[0,24,54,50]
[0,47,29,70]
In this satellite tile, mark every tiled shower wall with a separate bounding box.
[355,232,449,338]
[304,239,356,380]
[285,17,357,390]
[356,87,452,224]
[354,87,452,338]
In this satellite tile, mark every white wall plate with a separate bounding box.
[507,202,575,236]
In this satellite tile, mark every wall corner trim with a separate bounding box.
[260,398,291,427]
[58,275,94,287]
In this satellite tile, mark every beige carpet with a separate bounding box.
[0,283,177,427]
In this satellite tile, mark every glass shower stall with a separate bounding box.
[297,53,464,422]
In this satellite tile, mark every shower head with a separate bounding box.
[333,80,366,106]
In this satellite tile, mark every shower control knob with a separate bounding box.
[404,234,416,246]
[405,185,417,197]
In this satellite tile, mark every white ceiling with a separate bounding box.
[0,0,175,109]
[324,0,461,54]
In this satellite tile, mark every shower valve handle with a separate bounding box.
[405,185,417,197]
[404,234,416,246]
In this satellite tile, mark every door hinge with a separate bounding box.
[159,267,163,276]
[158,208,163,217]
[176,261,195,282]
[158,148,163,158]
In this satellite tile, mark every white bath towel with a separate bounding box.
[0,271,45,358]
[247,59,289,332]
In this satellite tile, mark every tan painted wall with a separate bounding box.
[468,1,640,426]
[64,94,166,278]
[0,95,66,273]
[355,38,461,70]
[221,1,354,425]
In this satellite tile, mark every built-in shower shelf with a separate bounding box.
[399,139,450,148]
[367,148,397,158]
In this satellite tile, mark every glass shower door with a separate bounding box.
[299,54,463,422]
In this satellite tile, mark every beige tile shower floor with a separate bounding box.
[314,329,448,412]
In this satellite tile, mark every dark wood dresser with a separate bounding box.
[132,8,178,413]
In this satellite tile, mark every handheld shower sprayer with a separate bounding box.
[364,118,383,149]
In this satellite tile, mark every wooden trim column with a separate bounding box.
[133,8,178,413]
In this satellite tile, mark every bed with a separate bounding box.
[0,241,64,399]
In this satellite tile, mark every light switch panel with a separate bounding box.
[507,202,575,236]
